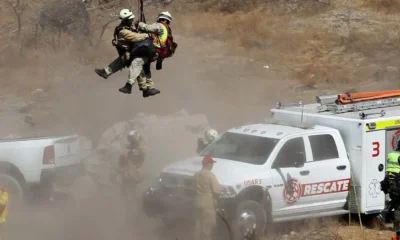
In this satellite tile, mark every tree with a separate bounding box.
[2,0,29,40]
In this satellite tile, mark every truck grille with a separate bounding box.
[160,173,196,198]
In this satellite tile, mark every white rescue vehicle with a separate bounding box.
[143,91,400,239]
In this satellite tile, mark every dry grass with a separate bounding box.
[170,0,400,88]
[2,0,400,91]
[261,217,394,240]
[362,0,400,13]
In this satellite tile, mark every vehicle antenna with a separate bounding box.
[299,101,304,122]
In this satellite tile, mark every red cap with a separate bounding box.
[202,155,216,165]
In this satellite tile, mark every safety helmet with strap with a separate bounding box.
[119,9,135,20]
[157,11,172,23]
[205,129,218,142]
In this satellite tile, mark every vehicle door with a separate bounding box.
[364,129,386,210]
[304,133,351,212]
[270,136,316,218]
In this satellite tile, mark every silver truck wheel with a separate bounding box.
[233,200,267,240]
[0,174,24,207]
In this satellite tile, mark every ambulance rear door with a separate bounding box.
[364,127,386,211]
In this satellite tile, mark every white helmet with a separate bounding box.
[205,129,218,141]
[128,130,140,142]
[157,11,172,22]
[119,9,135,20]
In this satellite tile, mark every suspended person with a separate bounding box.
[94,9,160,98]
[134,11,178,90]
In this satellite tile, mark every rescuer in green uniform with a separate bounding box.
[379,141,400,236]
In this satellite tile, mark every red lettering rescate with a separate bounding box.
[302,179,351,196]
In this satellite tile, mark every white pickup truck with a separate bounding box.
[0,134,84,205]
[142,92,400,239]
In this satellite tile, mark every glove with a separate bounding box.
[156,61,162,70]
[112,39,118,47]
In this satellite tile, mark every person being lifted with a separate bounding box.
[134,11,177,90]
[94,9,160,98]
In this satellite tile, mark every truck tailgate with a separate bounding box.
[53,135,80,167]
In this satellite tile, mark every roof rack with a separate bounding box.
[316,91,400,113]
[265,119,314,129]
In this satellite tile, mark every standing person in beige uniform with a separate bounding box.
[194,155,221,240]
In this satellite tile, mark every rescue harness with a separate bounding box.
[136,0,177,59]
[112,23,156,67]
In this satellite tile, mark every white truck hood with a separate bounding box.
[162,156,265,186]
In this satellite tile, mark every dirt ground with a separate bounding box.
[1,0,400,239]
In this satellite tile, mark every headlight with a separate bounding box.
[220,185,237,198]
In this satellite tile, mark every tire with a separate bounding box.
[0,174,24,207]
[232,200,267,240]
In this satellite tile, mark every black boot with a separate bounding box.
[119,83,133,94]
[142,88,160,98]
[95,69,108,79]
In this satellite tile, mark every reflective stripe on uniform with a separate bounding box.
[387,152,400,173]
[153,24,168,48]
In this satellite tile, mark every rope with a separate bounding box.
[137,0,146,24]
[348,156,363,229]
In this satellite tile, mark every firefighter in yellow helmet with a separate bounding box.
[134,11,177,91]
[194,156,221,240]
[0,188,9,240]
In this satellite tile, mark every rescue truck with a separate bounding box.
[143,91,400,239]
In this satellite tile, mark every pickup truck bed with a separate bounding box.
[0,134,84,205]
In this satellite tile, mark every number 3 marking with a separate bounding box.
[372,142,380,157]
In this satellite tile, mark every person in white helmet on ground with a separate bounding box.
[94,9,161,98]
[197,129,219,154]
[111,130,146,202]
[134,11,178,90]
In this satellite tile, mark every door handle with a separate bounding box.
[337,165,347,170]
[300,170,310,176]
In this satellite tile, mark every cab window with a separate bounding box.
[272,137,306,168]
[200,132,279,165]
[308,134,339,161]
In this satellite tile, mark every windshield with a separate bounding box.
[200,132,280,165]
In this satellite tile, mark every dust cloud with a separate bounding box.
[0,0,288,237]
[1,26,275,240]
